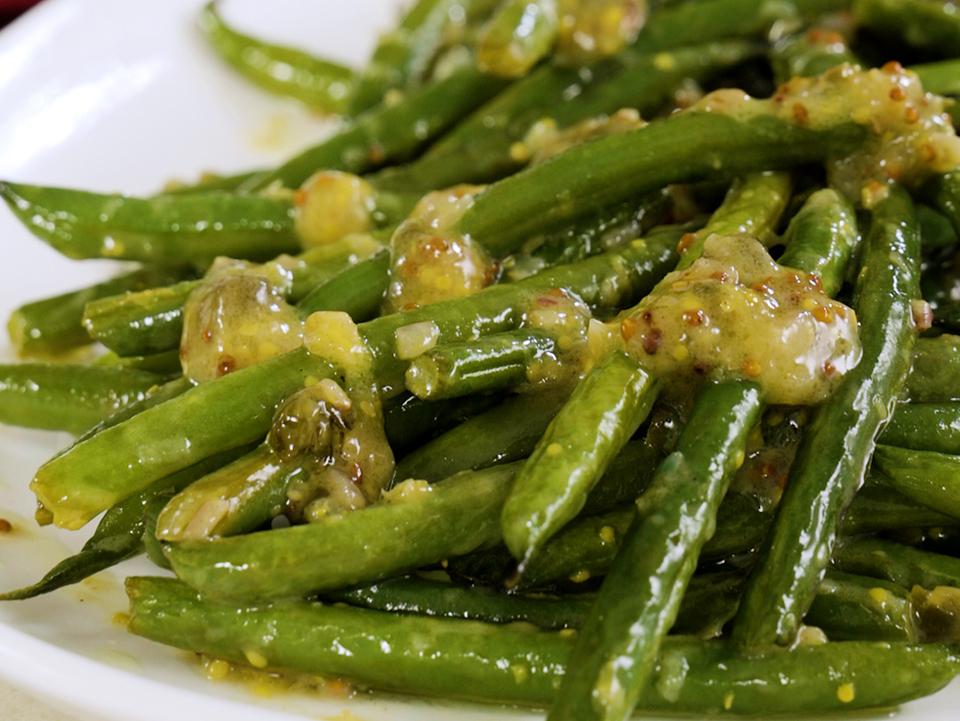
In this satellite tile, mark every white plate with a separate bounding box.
[0,2,956,720]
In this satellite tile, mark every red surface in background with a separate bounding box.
[0,0,38,28]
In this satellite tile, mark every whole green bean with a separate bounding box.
[166,439,659,601]
[393,390,566,482]
[0,184,298,265]
[31,348,336,529]
[502,352,657,566]
[0,448,248,600]
[8,267,186,356]
[456,112,863,258]
[200,2,354,113]
[778,188,859,296]
[732,185,921,649]
[550,381,762,721]
[127,576,960,713]
[167,463,519,600]
[834,536,960,589]
[0,364,165,434]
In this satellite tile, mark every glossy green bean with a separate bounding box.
[127,576,960,713]
[0,364,165,434]
[200,2,354,113]
[8,267,186,356]
[879,403,960,453]
[0,448,248,600]
[405,330,557,400]
[393,390,566,482]
[854,0,960,57]
[904,334,960,402]
[778,188,859,296]
[833,537,960,589]
[550,381,763,721]
[476,0,558,77]
[731,185,921,649]
[0,184,298,265]
[31,348,336,529]
[873,444,960,519]
[502,352,657,566]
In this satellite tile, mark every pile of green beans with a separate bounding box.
[3,0,960,718]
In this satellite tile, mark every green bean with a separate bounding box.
[70,377,193,446]
[394,390,566,482]
[348,0,458,115]
[550,381,762,721]
[127,576,960,713]
[464,483,955,592]
[167,463,518,600]
[872,444,960,519]
[31,347,336,529]
[732,185,921,649]
[834,536,960,589]
[83,237,381,357]
[361,227,681,397]
[806,571,919,643]
[0,364,165,434]
[165,439,659,601]
[295,250,390,320]
[95,349,182,376]
[328,575,593,630]
[0,184,298,265]
[778,188,860,296]
[675,171,793,269]
[905,334,960,401]
[155,444,300,542]
[879,403,960,453]
[0,448,248,600]
[925,170,960,236]
[383,393,501,455]
[918,203,959,252]
[455,111,863,258]
[160,169,263,196]
[854,0,960,57]
[555,0,646,65]
[247,65,510,191]
[8,268,186,356]
[502,352,657,566]
[913,59,960,98]
[372,39,761,192]
[199,2,354,113]
[405,330,557,400]
[476,0,558,78]
[771,27,857,85]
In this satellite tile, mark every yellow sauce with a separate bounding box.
[294,171,377,248]
[618,234,861,405]
[181,268,303,383]
[384,186,497,312]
